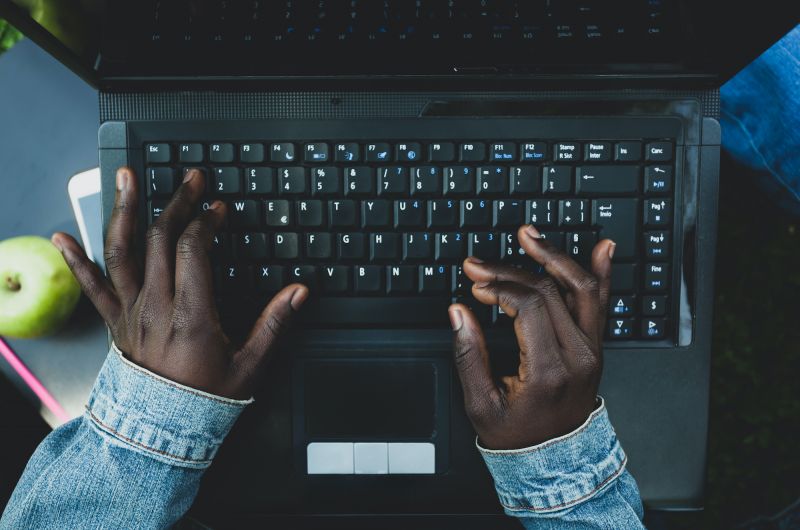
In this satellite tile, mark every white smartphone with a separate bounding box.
[67,168,105,273]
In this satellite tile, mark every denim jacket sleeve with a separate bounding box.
[0,344,250,529]
[479,398,645,529]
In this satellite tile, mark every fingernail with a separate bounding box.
[608,241,617,260]
[466,256,484,264]
[524,225,542,239]
[116,168,129,191]
[209,200,222,211]
[183,168,198,184]
[290,285,309,311]
[50,234,64,252]
[449,308,463,331]
[473,281,490,289]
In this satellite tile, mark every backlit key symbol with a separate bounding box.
[654,167,666,173]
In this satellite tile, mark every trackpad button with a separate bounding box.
[388,443,435,474]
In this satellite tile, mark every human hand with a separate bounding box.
[448,225,615,450]
[52,167,308,400]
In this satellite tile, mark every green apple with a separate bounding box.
[0,236,81,339]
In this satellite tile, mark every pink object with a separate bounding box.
[0,336,70,424]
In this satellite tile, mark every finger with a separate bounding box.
[142,169,206,297]
[51,233,120,323]
[234,284,309,384]
[463,257,584,347]
[103,167,141,308]
[590,239,615,342]
[173,201,227,311]
[518,225,601,338]
[449,304,501,421]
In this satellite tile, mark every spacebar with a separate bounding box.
[302,298,451,326]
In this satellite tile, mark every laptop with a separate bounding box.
[2,1,795,526]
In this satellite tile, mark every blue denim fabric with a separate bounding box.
[479,399,644,528]
[2,349,644,528]
[721,24,800,215]
[0,345,250,529]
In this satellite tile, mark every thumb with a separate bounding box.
[449,304,498,423]
[234,284,309,384]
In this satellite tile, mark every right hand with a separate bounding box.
[448,225,615,450]
[52,167,308,400]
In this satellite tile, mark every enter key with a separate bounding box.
[592,199,638,259]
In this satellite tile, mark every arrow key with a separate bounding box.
[642,318,667,339]
[608,318,634,339]
[609,295,635,317]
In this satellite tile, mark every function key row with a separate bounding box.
[145,141,674,165]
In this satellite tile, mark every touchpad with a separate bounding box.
[304,361,436,438]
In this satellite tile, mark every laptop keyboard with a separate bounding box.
[144,130,675,342]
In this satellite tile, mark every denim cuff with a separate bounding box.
[85,344,252,469]
[478,397,628,514]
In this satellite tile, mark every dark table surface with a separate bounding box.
[0,38,108,427]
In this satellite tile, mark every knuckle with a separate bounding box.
[103,245,129,271]
[265,312,286,339]
[537,368,571,401]
[575,275,599,295]
[145,223,168,246]
[520,290,546,312]
[176,231,202,259]
[535,277,559,298]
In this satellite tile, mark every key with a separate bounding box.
[378,167,409,196]
[229,199,261,229]
[355,265,384,294]
[265,200,292,227]
[245,167,274,195]
[444,166,475,196]
[615,142,642,162]
[387,266,416,293]
[256,265,285,292]
[608,318,634,339]
[469,232,500,260]
[362,200,391,228]
[501,232,526,261]
[238,233,269,261]
[147,167,176,197]
[279,167,306,194]
[306,233,333,259]
[304,143,330,162]
[511,166,540,194]
[491,142,517,161]
[335,143,360,163]
[428,200,458,228]
[322,265,352,293]
[289,265,318,291]
[397,142,423,162]
[338,233,365,260]
[642,295,667,316]
[178,143,204,163]
[270,143,296,162]
[555,142,581,162]
[329,200,357,227]
[301,298,450,326]
[223,264,253,291]
[210,143,235,163]
[609,295,635,317]
[213,167,241,195]
[460,199,490,227]
[460,142,486,162]
[584,142,611,161]
[543,166,572,194]
[436,232,466,261]
[296,200,324,227]
[642,318,667,339]
[644,263,669,291]
[412,166,441,196]
[419,265,449,294]
[311,167,341,196]
[644,231,670,259]
[345,167,375,196]
[592,199,638,259]
[576,166,640,195]
[539,231,565,252]
[644,166,673,193]
[404,232,433,260]
[274,233,300,259]
[493,200,524,228]
[370,233,400,261]
[429,142,456,162]
[452,294,491,325]
[525,199,556,227]
[644,198,672,228]
[477,167,508,195]
[521,142,547,161]
[646,142,673,162]
[611,263,637,292]
[240,143,264,163]
[210,233,228,257]
[395,200,425,228]
[566,231,597,263]
[366,143,393,162]
[558,199,588,226]
[146,143,171,164]
[452,265,473,295]
[149,200,166,223]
